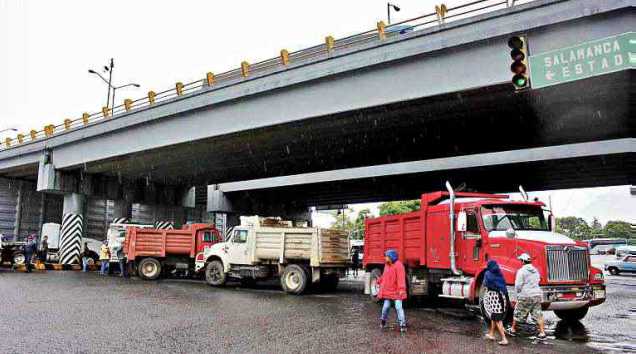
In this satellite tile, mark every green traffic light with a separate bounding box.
[513,74,528,87]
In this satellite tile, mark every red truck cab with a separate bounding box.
[363,183,605,322]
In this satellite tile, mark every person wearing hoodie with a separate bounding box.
[377,249,407,332]
[483,259,509,345]
[510,253,546,338]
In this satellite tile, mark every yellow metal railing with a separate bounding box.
[0,0,530,151]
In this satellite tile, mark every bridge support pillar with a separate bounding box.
[112,200,132,224]
[59,193,85,265]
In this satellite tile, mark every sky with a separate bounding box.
[0,0,633,224]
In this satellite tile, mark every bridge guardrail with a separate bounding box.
[0,0,533,152]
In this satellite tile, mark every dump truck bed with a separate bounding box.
[125,228,197,259]
[250,227,350,267]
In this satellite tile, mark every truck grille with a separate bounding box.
[545,245,589,282]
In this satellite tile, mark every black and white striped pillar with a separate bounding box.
[59,193,85,265]
[154,221,174,230]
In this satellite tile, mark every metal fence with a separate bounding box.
[0,0,535,152]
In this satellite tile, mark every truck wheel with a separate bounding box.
[138,258,162,280]
[12,252,25,265]
[608,267,620,275]
[205,260,226,287]
[554,306,589,322]
[281,264,309,295]
[368,268,383,303]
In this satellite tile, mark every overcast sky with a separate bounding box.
[0,1,633,224]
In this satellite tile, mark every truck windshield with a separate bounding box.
[481,205,549,231]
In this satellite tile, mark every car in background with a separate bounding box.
[590,244,616,255]
[604,255,636,275]
[615,245,636,258]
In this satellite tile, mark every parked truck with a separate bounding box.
[363,183,606,322]
[195,216,350,294]
[124,223,222,280]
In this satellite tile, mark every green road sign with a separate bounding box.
[529,32,635,89]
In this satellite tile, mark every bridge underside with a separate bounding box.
[74,70,632,191]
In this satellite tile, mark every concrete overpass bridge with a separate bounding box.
[0,0,633,262]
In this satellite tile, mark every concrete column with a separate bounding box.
[59,193,85,265]
[13,181,23,239]
[112,200,132,224]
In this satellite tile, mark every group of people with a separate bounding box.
[376,249,546,343]
[478,253,545,345]
[21,234,48,273]
[78,240,128,277]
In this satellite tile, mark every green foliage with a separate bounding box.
[556,217,591,240]
[556,217,633,240]
[604,220,632,239]
[328,208,374,240]
[378,200,420,216]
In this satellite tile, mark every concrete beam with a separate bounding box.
[0,0,630,173]
[216,139,635,192]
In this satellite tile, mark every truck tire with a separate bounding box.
[205,260,226,287]
[369,268,383,302]
[12,252,25,266]
[138,258,162,280]
[281,264,309,295]
[608,267,620,275]
[554,306,589,322]
[479,284,513,325]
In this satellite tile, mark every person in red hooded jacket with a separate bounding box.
[378,249,407,332]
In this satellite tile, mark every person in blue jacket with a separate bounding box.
[483,260,509,345]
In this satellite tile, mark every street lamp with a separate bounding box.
[387,3,401,24]
[89,58,114,109]
[89,59,140,111]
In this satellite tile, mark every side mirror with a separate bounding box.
[457,211,467,232]
[505,228,516,239]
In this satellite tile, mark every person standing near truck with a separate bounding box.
[378,249,407,333]
[99,241,110,275]
[116,246,127,278]
[483,260,509,345]
[24,235,37,273]
[509,253,546,338]
[351,248,360,278]
[38,235,48,264]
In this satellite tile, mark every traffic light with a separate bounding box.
[508,35,529,89]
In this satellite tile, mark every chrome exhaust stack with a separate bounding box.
[445,181,460,275]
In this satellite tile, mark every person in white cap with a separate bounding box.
[510,253,546,338]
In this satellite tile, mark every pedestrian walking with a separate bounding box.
[378,249,407,333]
[99,241,110,275]
[509,253,546,338]
[483,260,509,345]
[80,242,91,272]
[24,234,37,273]
[351,248,360,278]
[38,235,48,264]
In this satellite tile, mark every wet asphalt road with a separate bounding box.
[0,265,633,353]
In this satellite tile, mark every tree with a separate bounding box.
[590,217,604,236]
[329,209,354,232]
[351,208,373,240]
[556,217,592,240]
[604,220,632,239]
[378,200,420,216]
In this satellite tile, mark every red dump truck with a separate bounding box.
[124,224,222,280]
[363,183,606,322]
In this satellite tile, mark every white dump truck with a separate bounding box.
[195,216,350,294]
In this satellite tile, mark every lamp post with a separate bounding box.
[89,59,140,111]
[387,2,401,24]
[112,83,140,112]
